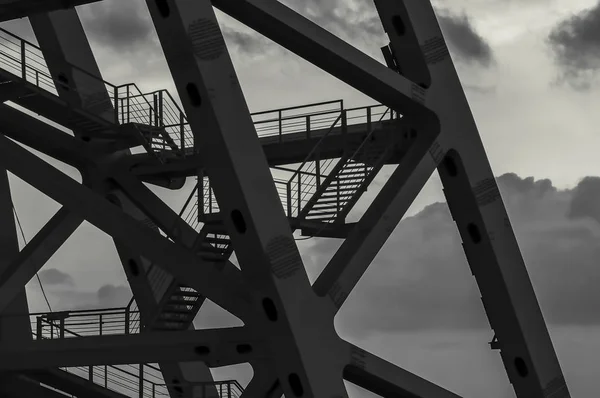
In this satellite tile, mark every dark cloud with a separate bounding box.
[47,284,131,311]
[289,0,493,67]
[79,0,155,52]
[221,26,276,57]
[548,2,600,91]
[568,176,600,223]
[437,12,494,67]
[38,268,73,286]
[303,173,600,338]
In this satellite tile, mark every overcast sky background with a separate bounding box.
[1,0,600,396]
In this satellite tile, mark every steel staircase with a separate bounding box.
[0,27,191,163]
[30,303,245,397]
[299,112,396,223]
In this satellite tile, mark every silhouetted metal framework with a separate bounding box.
[0,0,571,397]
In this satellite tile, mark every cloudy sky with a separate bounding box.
[2,0,600,396]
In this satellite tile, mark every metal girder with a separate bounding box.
[0,373,75,398]
[0,207,82,313]
[0,327,263,370]
[0,0,101,22]
[313,118,439,312]
[0,104,90,168]
[29,8,214,398]
[211,0,438,132]
[146,0,350,395]
[25,369,132,398]
[369,1,568,397]
[113,170,242,277]
[0,166,32,346]
[343,343,460,398]
[0,133,253,320]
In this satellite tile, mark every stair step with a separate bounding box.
[307,210,338,216]
[158,312,194,320]
[311,204,339,210]
[205,236,230,245]
[338,170,367,176]
[336,176,366,181]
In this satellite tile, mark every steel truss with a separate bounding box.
[0,0,570,397]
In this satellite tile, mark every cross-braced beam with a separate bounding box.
[0,328,264,370]
[0,134,253,320]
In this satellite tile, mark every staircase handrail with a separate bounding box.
[348,107,394,163]
[286,111,343,188]
[250,98,342,117]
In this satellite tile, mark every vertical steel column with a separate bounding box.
[372,1,570,396]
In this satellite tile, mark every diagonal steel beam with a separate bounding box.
[0,104,90,168]
[0,207,82,313]
[212,0,439,133]
[313,123,439,313]
[0,0,102,22]
[372,1,570,396]
[343,342,462,398]
[112,170,242,277]
[147,0,350,395]
[0,134,254,320]
[0,327,264,370]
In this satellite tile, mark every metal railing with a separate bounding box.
[32,300,141,340]
[276,105,394,220]
[199,103,394,219]
[26,302,242,398]
[0,27,183,159]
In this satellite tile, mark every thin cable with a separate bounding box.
[12,206,52,312]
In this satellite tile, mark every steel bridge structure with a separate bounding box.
[0,0,571,397]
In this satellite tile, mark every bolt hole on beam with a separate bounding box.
[128,259,140,277]
[194,346,211,356]
[236,343,252,354]
[231,209,247,234]
[57,73,69,91]
[443,156,458,177]
[262,298,278,322]
[467,223,482,244]
[392,15,406,36]
[155,0,170,17]
[288,373,304,397]
[186,83,202,107]
[514,357,529,377]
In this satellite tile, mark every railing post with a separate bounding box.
[180,112,185,152]
[114,87,119,124]
[36,317,42,340]
[342,110,348,153]
[286,183,292,218]
[99,314,103,335]
[127,85,131,124]
[297,173,301,217]
[278,110,283,145]
[50,320,54,339]
[89,366,93,382]
[315,154,321,190]
[227,382,231,398]
[125,305,130,335]
[20,41,26,80]
[153,92,159,126]
[367,107,372,132]
[152,383,156,398]
[104,365,108,387]
[139,364,144,398]
[198,172,204,222]
[59,318,65,339]
[158,90,164,127]
[306,115,311,140]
